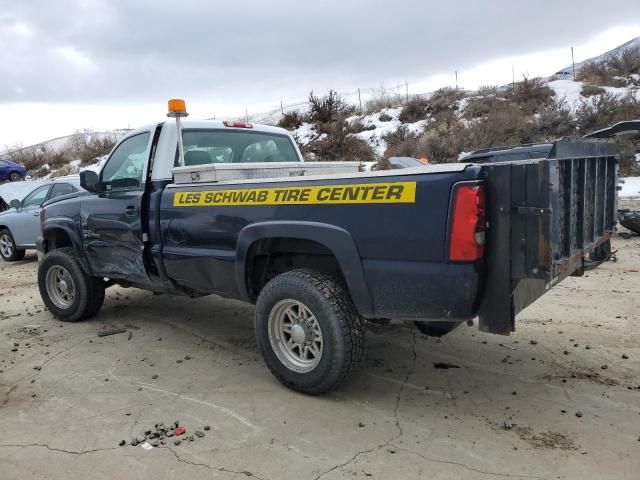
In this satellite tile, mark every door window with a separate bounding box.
[101,133,150,191]
[49,183,77,199]
[21,185,51,208]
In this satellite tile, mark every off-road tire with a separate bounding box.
[254,269,365,394]
[9,172,21,182]
[414,320,463,337]
[0,229,25,262]
[38,247,105,322]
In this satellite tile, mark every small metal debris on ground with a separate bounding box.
[499,343,516,350]
[433,362,460,369]
[174,425,186,436]
[504,420,513,430]
[97,328,127,337]
[140,442,153,450]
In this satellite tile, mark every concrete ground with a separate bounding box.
[1,235,639,480]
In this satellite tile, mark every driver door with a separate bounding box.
[12,184,52,246]
[81,131,152,284]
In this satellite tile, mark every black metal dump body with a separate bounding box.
[478,140,617,334]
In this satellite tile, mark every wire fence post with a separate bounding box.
[358,88,363,115]
[280,100,284,115]
[405,81,409,102]
[571,47,576,81]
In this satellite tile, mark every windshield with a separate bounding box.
[180,130,299,166]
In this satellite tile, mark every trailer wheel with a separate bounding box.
[254,269,365,394]
[414,320,463,337]
[38,247,105,322]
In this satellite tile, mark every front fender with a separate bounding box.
[236,221,374,317]
[41,217,92,275]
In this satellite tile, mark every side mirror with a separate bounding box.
[80,170,99,193]
[9,199,20,209]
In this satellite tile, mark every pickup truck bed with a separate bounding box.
[35,118,617,393]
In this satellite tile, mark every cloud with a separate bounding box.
[1,0,639,105]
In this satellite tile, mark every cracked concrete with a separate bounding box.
[1,235,640,480]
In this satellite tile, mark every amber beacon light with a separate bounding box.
[167,98,189,167]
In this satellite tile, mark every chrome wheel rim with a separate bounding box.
[268,299,323,373]
[45,266,75,309]
[0,234,13,258]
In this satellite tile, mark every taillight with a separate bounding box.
[223,121,253,128]
[449,184,486,262]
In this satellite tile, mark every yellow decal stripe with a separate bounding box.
[173,182,416,207]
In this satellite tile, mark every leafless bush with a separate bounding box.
[277,111,305,130]
[308,90,354,124]
[575,93,640,133]
[535,98,577,139]
[577,60,612,85]
[580,84,606,97]
[303,119,376,162]
[365,84,404,113]
[378,112,392,122]
[398,96,430,123]
[428,87,465,115]
[344,120,375,135]
[69,130,117,165]
[510,77,554,113]
[607,46,640,77]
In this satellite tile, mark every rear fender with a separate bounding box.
[236,221,374,317]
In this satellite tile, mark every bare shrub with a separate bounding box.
[303,119,376,162]
[398,96,430,123]
[607,46,640,77]
[378,112,392,122]
[344,120,375,135]
[510,77,554,113]
[429,87,465,115]
[69,130,116,165]
[577,60,612,85]
[278,111,304,130]
[580,84,606,97]
[575,93,640,133]
[535,98,577,139]
[308,90,354,124]
[365,84,404,113]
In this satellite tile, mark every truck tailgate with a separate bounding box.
[478,140,617,334]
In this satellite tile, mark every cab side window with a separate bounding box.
[21,185,51,208]
[101,133,150,191]
[49,183,77,200]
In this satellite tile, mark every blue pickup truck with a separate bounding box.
[35,107,617,393]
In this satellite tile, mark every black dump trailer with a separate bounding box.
[478,140,617,334]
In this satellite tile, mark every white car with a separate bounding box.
[0,177,83,261]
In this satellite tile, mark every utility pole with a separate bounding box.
[405,81,409,102]
[357,88,363,114]
[280,101,284,116]
[571,47,576,81]
[455,70,458,89]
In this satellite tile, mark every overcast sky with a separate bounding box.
[0,0,639,147]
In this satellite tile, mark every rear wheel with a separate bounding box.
[9,171,21,182]
[254,269,365,394]
[38,247,105,321]
[414,320,463,337]
[0,229,25,262]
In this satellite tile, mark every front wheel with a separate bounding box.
[254,270,365,394]
[38,247,105,322]
[9,171,22,182]
[0,229,25,262]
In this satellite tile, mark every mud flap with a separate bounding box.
[477,140,617,334]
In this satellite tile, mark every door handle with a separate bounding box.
[125,205,139,217]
